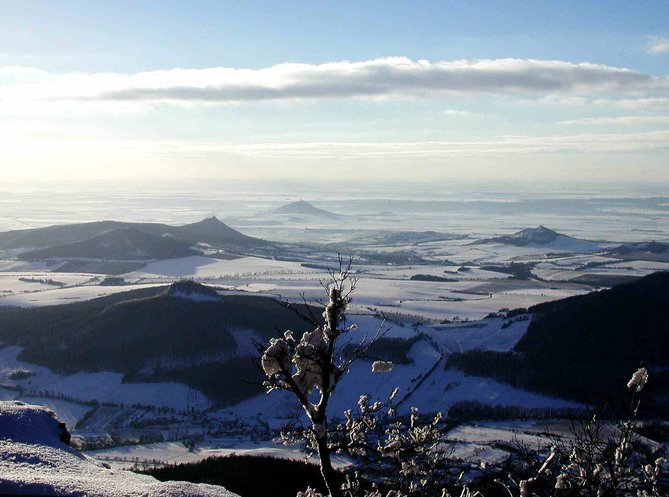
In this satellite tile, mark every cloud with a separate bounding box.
[594,97,669,109]
[559,115,669,125]
[535,95,589,106]
[137,130,669,159]
[647,36,669,54]
[0,65,46,76]
[443,109,474,116]
[0,57,666,105]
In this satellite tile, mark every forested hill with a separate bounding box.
[448,271,669,412]
[18,228,198,261]
[0,281,315,375]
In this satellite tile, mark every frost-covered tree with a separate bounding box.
[260,258,460,497]
[260,258,373,497]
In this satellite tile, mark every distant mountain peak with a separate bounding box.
[187,216,226,227]
[174,217,265,247]
[513,226,559,244]
[274,200,342,219]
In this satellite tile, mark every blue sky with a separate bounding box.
[1,0,668,182]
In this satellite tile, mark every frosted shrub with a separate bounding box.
[506,367,666,497]
[371,361,394,373]
[627,368,649,393]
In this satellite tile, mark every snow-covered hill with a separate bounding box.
[273,200,342,219]
[475,226,602,252]
[0,400,237,497]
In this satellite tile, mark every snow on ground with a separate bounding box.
[128,255,319,279]
[449,442,510,465]
[21,397,92,431]
[426,317,531,354]
[0,272,97,299]
[448,422,553,447]
[406,368,584,414]
[357,264,509,281]
[355,287,577,321]
[442,418,656,464]
[230,338,441,424]
[501,287,590,299]
[0,282,162,307]
[46,372,211,411]
[0,259,60,272]
[87,438,352,471]
[527,235,602,253]
[0,401,237,497]
[229,314,574,424]
[0,347,210,411]
[606,260,669,271]
[413,241,597,265]
[0,346,61,387]
[346,313,418,340]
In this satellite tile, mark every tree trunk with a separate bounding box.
[317,435,342,497]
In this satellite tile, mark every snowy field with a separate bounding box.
[0,250,597,320]
[0,346,210,415]
[128,255,321,280]
[87,439,353,471]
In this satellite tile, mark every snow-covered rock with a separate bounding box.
[0,401,237,497]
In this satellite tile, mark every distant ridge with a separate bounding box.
[473,225,601,251]
[273,200,342,219]
[604,241,669,260]
[0,216,265,256]
[18,228,198,261]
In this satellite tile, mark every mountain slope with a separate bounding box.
[274,200,342,219]
[0,217,264,255]
[448,271,669,410]
[0,221,170,251]
[0,281,316,374]
[172,216,264,248]
[0,282,318,404]
[18,228,198,261]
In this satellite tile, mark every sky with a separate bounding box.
[1,0,668,183]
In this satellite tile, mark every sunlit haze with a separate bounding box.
[1,1,668,183]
